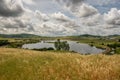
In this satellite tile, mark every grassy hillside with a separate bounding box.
[0,48,120,80]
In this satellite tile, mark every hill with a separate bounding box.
[0,33,41,38]
[0,48,120,80]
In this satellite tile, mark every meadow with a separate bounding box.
[0,35,120,80]
[0,48,120,80]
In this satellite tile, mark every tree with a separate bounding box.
[54,39,70,51]
[61,41,70,51]
[54,39,61,50]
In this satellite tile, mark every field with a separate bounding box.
[0,35,120,80]
[0,48,120,80]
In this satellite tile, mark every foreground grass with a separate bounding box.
[0,48,120,80]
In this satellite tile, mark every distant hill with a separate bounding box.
[0,33,119,38]
[77,34,120,37]
[0,33,41,38]
[78,34,101,37]
[108,34,120,37]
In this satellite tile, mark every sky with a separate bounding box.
[0,0,120,36]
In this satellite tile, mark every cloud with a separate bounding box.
[1,8,120,36]
[0,10,35,34]
[104,8,120,25]
[51,12,73,22]
[55,0,84,6]
[33,11,78,36]
[55,0,98,18]
[0,0,25,17]
[23,0,35,5]
[54,0,84,12]
[76,3,98,17]
[0,0,120,36]
[80,13,102,26]
[35,10,49,21]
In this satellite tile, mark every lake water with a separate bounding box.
[22,40,104,54]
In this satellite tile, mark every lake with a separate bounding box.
[22,40,104,54]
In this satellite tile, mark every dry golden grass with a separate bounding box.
[0,48,120,80]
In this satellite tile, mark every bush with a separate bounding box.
[101,43,104,45]
[107,43,120,48]
[90,44,93,47]
[0,40,9,46]
[118,39,120,42]
[33,47,54,51]
[8,42,23,48]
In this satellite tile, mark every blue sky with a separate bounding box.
[93,2,120,13]
[0,0,120,36]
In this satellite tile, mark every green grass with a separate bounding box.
[0,48,120,80]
